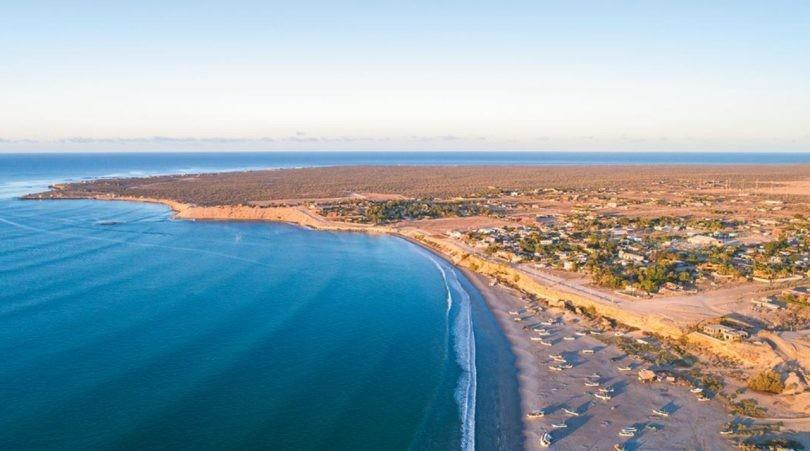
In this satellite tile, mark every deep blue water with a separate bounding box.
[0,154,523,450]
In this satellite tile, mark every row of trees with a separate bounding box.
[363,200,494,223]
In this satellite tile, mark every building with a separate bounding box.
[703,324,749,341]
[688,235,723,247]
[751,297,785,310]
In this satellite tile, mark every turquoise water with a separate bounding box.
[0,154,524,450]
[0,199,520,450]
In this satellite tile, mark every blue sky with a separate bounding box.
[1,1,808,152]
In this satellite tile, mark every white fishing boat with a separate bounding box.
[530,336,545,341]
[551,423,567,429]
[540,432,553,447]
[618,430,635,437]
[594,393,612,401]
[563,408,580,416]
[585,381,600,387]
[540,340,553,346]
[581,349,594,354]
[563,336,575,341]
[652,408,669,417]
[690,387,703,393]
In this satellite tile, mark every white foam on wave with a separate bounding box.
[421,251,476,451]
[427,256,453,315]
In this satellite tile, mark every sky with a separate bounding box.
[1,0,808,152]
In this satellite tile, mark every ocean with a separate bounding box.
[0,153,526,450]
[0,151,806,450]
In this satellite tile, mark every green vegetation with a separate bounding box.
[747,370,785,394]
[364,200,494,223]
[729,398,767,417]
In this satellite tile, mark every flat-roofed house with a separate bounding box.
[703,324,749,341]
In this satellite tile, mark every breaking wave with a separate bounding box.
[424,253,477,451]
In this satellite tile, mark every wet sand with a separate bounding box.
[465,270,733,450]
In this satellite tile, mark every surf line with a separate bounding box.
[420,250,477,451]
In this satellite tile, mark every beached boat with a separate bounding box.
[530,336,545,341]
[585,381,600,387]
[563,408,580,416]
[690,387,703,393]
[581,349,594,354]
[563,336,575,341]
[550,354,564,360]
[560,363,573,369]
[598,387,614,393]
[575,331,587,336]
[549,365,563,371]
[540,432,553,447]
[617,366,631,371]
[614,444,626,451]
[540,340,552,346]
[652,408,669,417]
[594,393,612,401]
[618,430,635,437]
[696,394,709,401]
[551,423,567,429]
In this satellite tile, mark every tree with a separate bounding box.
[747,370,784,394]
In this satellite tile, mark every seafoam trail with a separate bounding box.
[420,250,476,451]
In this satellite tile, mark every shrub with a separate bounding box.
[747,370,785,394]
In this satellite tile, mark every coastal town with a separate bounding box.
[27,164,810,449]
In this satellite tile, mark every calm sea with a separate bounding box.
[0,153,525,451]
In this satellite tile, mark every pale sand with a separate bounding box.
[466,272,733,450]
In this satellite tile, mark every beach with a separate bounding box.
[466,271,733,450]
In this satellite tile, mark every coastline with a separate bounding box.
[32,194,741,449]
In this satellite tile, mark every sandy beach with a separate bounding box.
[466,271,733,450]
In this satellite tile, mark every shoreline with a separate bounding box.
[28,194,744,449]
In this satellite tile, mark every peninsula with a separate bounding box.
[28,164,810,449]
